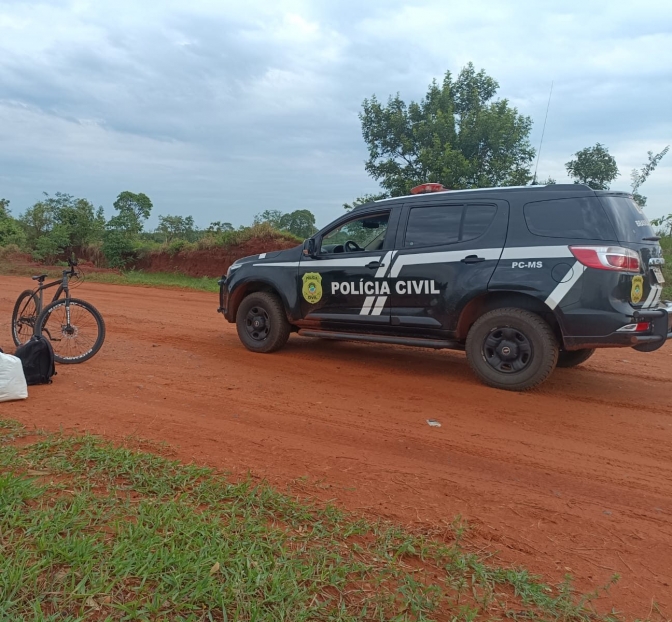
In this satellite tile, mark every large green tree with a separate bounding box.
[358,63,535,198]
[107,191,153,234]
[279,210,316,239]
[565,143,619,190]
[103,191,153,268]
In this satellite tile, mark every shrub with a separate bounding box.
[167,239,191,256]
[102,230,136,269]
[0,244,22,259]
[0,217,27,248]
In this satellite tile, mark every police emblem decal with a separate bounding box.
[631,275,644,304]
[302,272,323,304]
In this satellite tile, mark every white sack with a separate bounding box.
[0,352,28,402]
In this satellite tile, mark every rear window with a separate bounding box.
[524,197,617,240]
[405,204,497,247]
[598,196,657,243]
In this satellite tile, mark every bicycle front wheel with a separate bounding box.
[34,298,106,364]
[12,290,39,347]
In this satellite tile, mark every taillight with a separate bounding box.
[569,246,641,272]
[617,322,651,332]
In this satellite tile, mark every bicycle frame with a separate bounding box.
[32,267,76,315]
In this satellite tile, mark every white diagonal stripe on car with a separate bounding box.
[375,251,395,278]
[359,296,376,315]
[544,261,585,310]
[371,296,388,316]
[641,284,662,309]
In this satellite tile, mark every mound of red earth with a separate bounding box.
[2,237,300,279]
[133,239,299,278]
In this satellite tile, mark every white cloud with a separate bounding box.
[0,0,670,227]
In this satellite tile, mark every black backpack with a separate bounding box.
[15,336,56,385]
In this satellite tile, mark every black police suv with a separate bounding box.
[218,183,671,391]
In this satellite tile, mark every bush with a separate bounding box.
[0,244,22,259]
[31,224,71,263]
[166,239,191,256]
[102,230,137,269]
[0,217,27,248]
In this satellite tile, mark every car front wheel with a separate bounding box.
[236,292,291,353]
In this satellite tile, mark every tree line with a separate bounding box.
[0,191,318,268]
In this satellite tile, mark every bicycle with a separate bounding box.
[11,257,106,363]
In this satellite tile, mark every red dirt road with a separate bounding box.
[1,275,671,619]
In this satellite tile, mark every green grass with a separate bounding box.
[83,270,220,293]
[0,419,622,621]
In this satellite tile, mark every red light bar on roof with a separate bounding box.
[410,183,447,195]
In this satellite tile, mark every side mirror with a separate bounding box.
[302,238,316,257]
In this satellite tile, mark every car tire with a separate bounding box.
[236,292,291,353]
[556,348,595,368]
[466,308,558,391]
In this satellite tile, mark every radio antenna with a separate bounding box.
[533,81,553,185]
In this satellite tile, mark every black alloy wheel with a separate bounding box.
[482,327,532,373]
[235,292,291,353]
[245,306,271,342]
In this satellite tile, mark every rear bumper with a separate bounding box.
[564,302,672,351]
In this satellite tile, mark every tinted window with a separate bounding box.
[524,197,617,240]
[598,196,657,243]
[462,205,498,241]
[405,204,497,247]
[321,212,389,253]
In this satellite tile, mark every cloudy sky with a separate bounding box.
[1,0,670,229]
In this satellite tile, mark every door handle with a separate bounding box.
[461,255,486,264]
[366,261,384,269]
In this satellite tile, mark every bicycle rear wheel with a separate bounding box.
[34,298,106,364]
[11,290,39,347]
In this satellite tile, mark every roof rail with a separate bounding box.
[543,183,593,191]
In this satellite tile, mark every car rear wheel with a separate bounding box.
[236,292,291,353]
[466,308,558,391]
[556,348,595,368]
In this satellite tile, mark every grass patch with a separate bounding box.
[0,419,621,621]
[83,270,220,293]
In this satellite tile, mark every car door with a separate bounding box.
[388,200,509,334]
[298,207,399,329]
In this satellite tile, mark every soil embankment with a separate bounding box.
[134,240,299,277]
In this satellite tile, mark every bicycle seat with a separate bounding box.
[31,274,48,282]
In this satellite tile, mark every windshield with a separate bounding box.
[598,196,657,243]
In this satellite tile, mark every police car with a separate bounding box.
[218,183,671,391]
